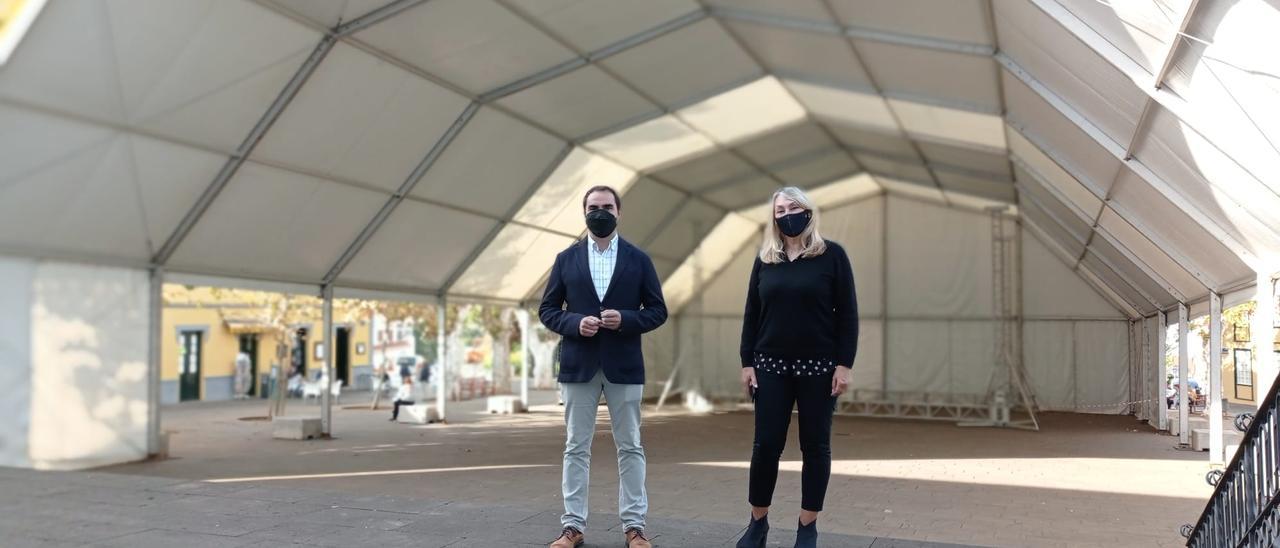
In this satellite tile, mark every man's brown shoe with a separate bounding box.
[549,526,584,548]
[625,527,652,548]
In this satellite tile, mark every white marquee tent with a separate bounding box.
[0,0,1277,470]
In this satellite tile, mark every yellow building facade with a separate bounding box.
[161,286,373,403]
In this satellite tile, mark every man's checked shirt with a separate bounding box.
[588,233,619,301]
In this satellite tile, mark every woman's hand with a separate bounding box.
[831,365,851,397]
[742,367,758,398]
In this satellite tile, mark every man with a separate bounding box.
[539,185,668,548]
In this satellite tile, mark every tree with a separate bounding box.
[526,306,561,389]
[480,306,517,395]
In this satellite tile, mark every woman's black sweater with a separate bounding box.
[739,241,859,367]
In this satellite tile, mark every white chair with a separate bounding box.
[330,379,343,405]
[301,380,322,402]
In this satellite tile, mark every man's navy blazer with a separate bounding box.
[539,237,667,385]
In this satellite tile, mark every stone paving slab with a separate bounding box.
[0,469,986,548]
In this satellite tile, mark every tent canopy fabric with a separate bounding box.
[1,0,1278,318]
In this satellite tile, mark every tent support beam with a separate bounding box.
[1209,292,1224,464]
[881,193,890,393]
[1155,310,1168,431]
[1179,302,1190,445]
[1254,272,1277,410]
[321,284,334,436]
[147,267,163,456]
[436,300,448,423]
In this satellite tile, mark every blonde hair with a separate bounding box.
[759,187,826,264]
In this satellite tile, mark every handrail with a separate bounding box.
[1185,371,1280,546]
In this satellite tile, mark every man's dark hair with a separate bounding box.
[582,185,622,211]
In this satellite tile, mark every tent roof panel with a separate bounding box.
[598,19,762,108]
[1055,0,1182,74]
[0,0,319,152]
[1097,207,1206,301]
[676,76,807,145]
[337,200,497,290]
[267,0,389,28]
[935,171,1015,203]
[993,0,1144,145]
[854,40,1001,111]
[1108,168,1251,289]
[735,121,834,166]
[586,114,716,171]
[0,135,149,260]
[496,65,657,141]
[411,107,566,218]
[784,80,898,131]
[705,0,834,22]
[512,147,636,236]
[772,149,859,188]
[917,141,1010,179]
[856,155,932,184]
[1008,129,1103,219]
[503,0,700,53]
[1020,198,1087,260]
[167,163,388,281]
[354,0,577,94]
[618,178,687,245]
[828,0,993,46]
[1087,235,1177,309]
[887,98,1005,150]
[646,200,725,259]
[704,175,780,211]
[1002,72,1121,194]
[254,43,471,193]
[450,225,576,301]
[723,19,873,89]
[654,150,756,193]
[825,123,921,159]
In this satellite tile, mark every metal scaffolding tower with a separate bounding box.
[960,206,1039,430]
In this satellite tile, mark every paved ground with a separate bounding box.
[15,390,1217,546]
[0,467,939,547]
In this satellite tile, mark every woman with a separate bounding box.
[736,187,858,548]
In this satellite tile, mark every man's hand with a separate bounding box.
[600,309,622,330]
[579,316,601,337]
[831,365,851,397]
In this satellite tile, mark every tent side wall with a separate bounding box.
[0,254,152,469]
[669,196,1134,413]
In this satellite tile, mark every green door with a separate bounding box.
[179,331,202,401]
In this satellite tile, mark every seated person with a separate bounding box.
[390,376,415,421]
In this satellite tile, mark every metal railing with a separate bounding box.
[1186,376,1280,547]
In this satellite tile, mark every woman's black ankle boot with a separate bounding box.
[736,513,769,548]
[794,518,817,548]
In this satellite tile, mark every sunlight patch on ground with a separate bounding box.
[206,464,554,483]
[685,457,1214,499]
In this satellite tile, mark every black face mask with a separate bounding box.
[775,210,811,238]
[585,209,617,238]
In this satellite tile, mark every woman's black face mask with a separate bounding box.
[775,210,811,237]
